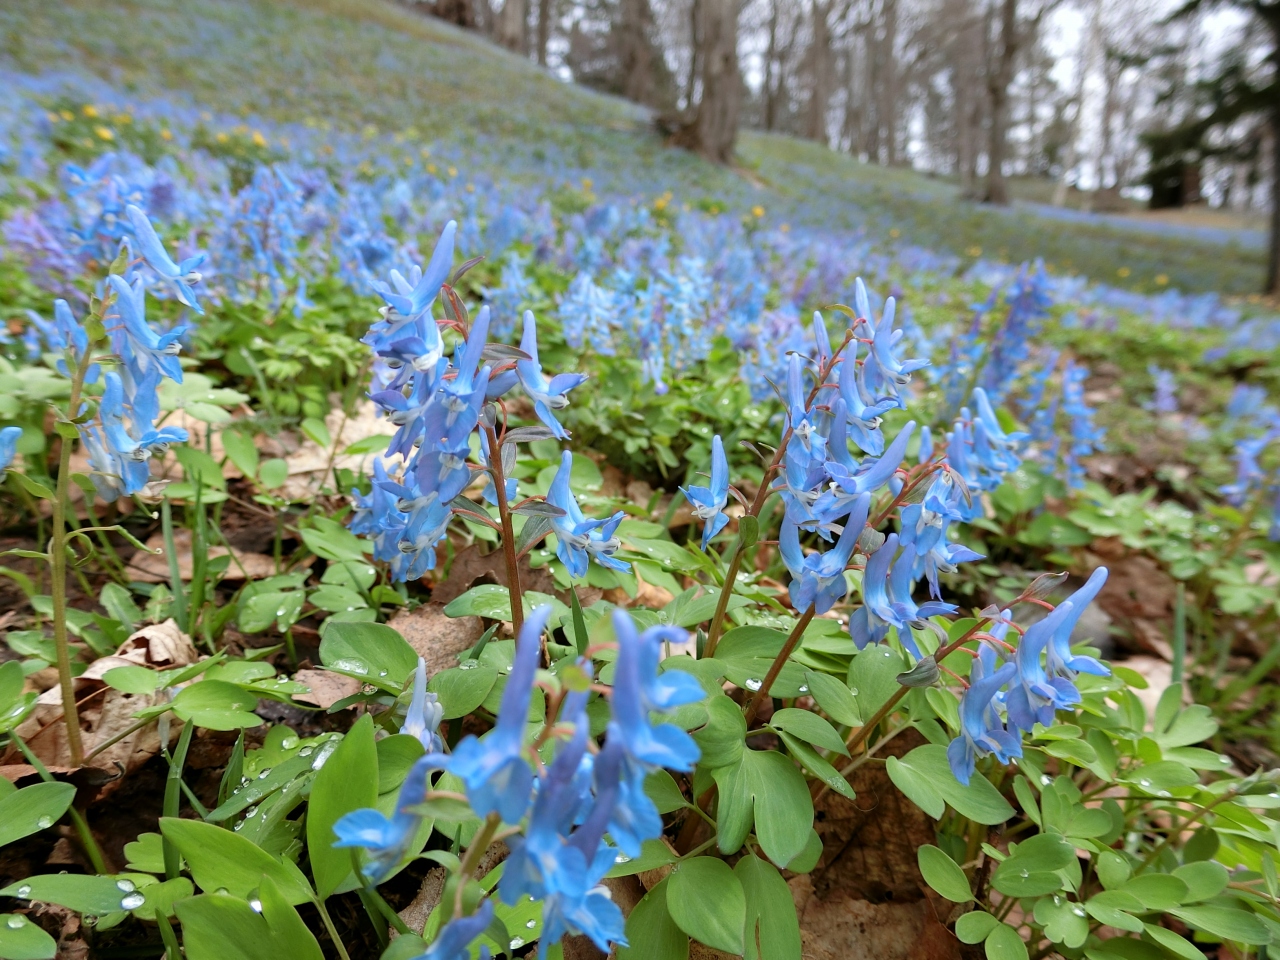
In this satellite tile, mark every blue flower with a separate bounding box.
[1005,602,1081,734]
[124,204,206,313]
[333,753,438,883]
[402,657,444,752]
[1044,568,1111,682]
[370,220,456,328]
[415,900,494,960]
[607,612,704,773]
[681,434,729,550]
[516,312,587,440]
[778,494,869,614]
[849,533,955,656]
[446,606,549,824]
[947,651,1021,785]
[0,427,22,477]
[106,274,187,383]
[546,451,629,578]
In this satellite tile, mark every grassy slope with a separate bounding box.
[0,0,1267,295]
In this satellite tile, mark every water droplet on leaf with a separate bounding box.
[115,879,135,892]
[16,886,31,898]
[120,893,145,910]
[744,678,762,691]
[525,919,537,929]
[36,816,53,829]
[509,938,524,950]
[7,916,25,928]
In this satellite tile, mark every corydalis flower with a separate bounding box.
[333,753,438,883]
[947,649,1020,786]
[0,427,21,477]
[546,451,628,578]
[516,311,587,440]
[445,606,548,824]
[402,657,444,752]
[778,493,869,615]
[681,434,729,550]
[125,204,206,313]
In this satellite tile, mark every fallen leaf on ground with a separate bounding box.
[126,528,277,583]
[388,602,484,675]
[292,669,362,709]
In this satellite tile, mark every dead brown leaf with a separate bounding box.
[292,669,362,709]
[126,528,277,583]
[117,619,200,668]
[429,543,557,605]
[388,603,484,675]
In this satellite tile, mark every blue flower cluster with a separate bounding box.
[947,567,1111,784]
[27,204,196,501]
[1221,384,1280,540]
[332,606,705,959]
[350,222,625,581]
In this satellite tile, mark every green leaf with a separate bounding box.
[1142,923,1203,960]
[444,584,514,620]
[102,665,163,695]
[258,458,288,490]
[785,830,823,874]
[160,817,314,905]
[917,845,973,903]
[308,715,378,898]
[0,782,75,847]
[1171,860,1228,902]
[99,582,142,630]
[1170,903,1272,944]
[1084,890,1145,932]
[778,732,854,800]
[848,645,906,719]
[131,877,194,920]
[737,515,759,549]
[343,434,393,456]
[984,921,1029,960]
[886,755,945,819]
[221,428,260,479]
[1033,895,1089,948]
[319,620,417,691]
[175,884,324,960]
[125,832,170,873]
[667,857,746,955]
[10,471,55,500]
[608,839,678,878]
[429,664,500,720]
[693,694,746,770]
[802,670,862,726]
[1155,704,1218,749]
[712,749,813,866]
[617,878,688,960]
[955,910,998,944]
[1119,874,1189,911]
[299,519,366,562]
[736,853,800,960]
[645,771,688,814]
[0,874,140,914]
[889,745,1014,824]
[769,708,849,755]
[300,417,332,448]
[171,680,263,730]
[376,735,426,794]
[0,914,56,960]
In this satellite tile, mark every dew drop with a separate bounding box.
[299,747,315,757]
[744,678,762,691]
[1040,775,1053,786]
[1071,906,1086,917]
[509,938,524,950]
[849,688,859,696]
[115,879,136,893]
[798,685,809,694]
[36,816,53,829]
[1019,869,1029,878]
[281,736,299,750]
[249,899,263,913]
[120,893,146,910]
[1138,778,1151,788]
[258,768,272,779]
[525,919,537,929]
[276,608,287,617]
[1157,790,1171,798]
[7,916,25,929]
[614,853,631,864]
[245,806,259,818]
[233,821,244,831]
[1052,895,1061,906]
[459,659,479,671]
[331,658,368,676]
[1220,755,1231,765]
[16,886,31,898]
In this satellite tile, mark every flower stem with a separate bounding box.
[743,606,815,725]
[315,896,353,960]
[703,332,854,658]
[482,424,524,638]
[50,344,97,768]
[163,720,194,880]
[453,811,502,918]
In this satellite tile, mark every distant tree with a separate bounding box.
[669,0,743,162]
[1147,1,1280,291]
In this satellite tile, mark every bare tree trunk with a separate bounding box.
[497,0,526,52]
[764,0,778,129]
[686,0,703,109]
[982,0,1017,204]
[618,0,656,103]
[675,0,741,162]
[805,0,834,142]
[879,0,899,163]
[1268,107,1280,294]
[536,0,551,64]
